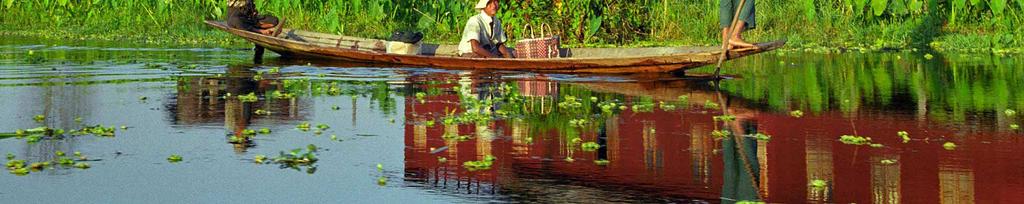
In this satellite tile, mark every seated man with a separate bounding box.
[227,0,278,35]
[458,0,514,58]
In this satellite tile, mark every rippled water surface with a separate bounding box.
[2,38,1023,203]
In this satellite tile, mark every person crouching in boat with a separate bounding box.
[458,0,515,58]
[227,0,278,35]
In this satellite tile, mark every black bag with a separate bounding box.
[389,31,424,44]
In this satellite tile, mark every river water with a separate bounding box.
[1,38,1022,203]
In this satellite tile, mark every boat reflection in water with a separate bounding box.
[399,73,1023,203]
[169,64,308,152]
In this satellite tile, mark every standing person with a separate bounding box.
[720,0,756,49]
[458,0,515,58]
[227,0,278,35]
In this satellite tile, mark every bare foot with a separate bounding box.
[728,38,755,48]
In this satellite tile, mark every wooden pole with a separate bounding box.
[714,0,749,78]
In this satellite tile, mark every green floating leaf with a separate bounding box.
[943,142,957,150]
[167,154,183,163]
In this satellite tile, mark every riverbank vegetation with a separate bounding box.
[0,0,1021,53]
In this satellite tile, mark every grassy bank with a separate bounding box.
[0,0,1021,53]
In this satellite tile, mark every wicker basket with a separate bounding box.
[515,24,560,59]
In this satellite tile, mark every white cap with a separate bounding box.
[475,0,490,9]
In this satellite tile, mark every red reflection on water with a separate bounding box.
[401,76,1024,203]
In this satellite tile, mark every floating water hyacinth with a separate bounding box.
[711,130,731,139]
[254,155,267,164]
[809,179,827,189]
[167,154,183,163]
[254,109,271,115]
[377,163,384,172]
[296,122,311,131]
[415,92,426,102]
[1006,109,1017,117]
[752,133,771,141]
[258,128,271,134]
[713,115,736,122]
[424,120,435,127]
[898,131,911,143]
[377,176,387,186]
[790,110,804,118]
[943,142,957,150]
[33,114,45,122]
[73,162,90,169]
[238,92,258,103]
[924,53,934,60]
[677,95,689,107]
[332,105,341,110]
[1011,124,1020,130]
[437,157,447,163]
[581,142,600,152]
[271,90,295,99]
[55,151,65,156]
[242,129,257,136]
[593,159,610,165]
[703,100,720,110]
[880,159,897,164]
[138,96,148,101]
[463,155,497,171]
[839,135,872,145]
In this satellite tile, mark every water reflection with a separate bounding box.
[3,43,1024,203]
[397,73,1023,203]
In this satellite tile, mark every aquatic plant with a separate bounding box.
[677,95,690,107]
[296,122,311,131]
[377,163,384,172]
[752,133,771,141]
[703,100,720,110]
[138,96,148,101]
[254,155,267,164]
[659,101,677,111]
[1006,109,1017,117]
[580,142,600,152]
[437,157,447,163]
[424,120,435,127]
[839,135,872,145]
[809,179,828,189]
[33,114,45,122]
[898,131,911,143]
[712,130,732,139]
[258,128,271,134]
[55,151,65,156]
[242,129,257,136]
[880,159,897,164]
[569,118,589,127]
[415,92,426,103]
[73,162,90,169]
[1011,124,1020,130]
[167,154,183,163]
[272,145,319,167]
[316,123,330,130]
[943,142,957,150]
[377,176,387,186]
[238,92,258,103]
[594,159,610,165]
[271,91,296,99]
[790,110,804,118]
[254,109,271,115]
[463,155,497,171]
[713,115,736,122]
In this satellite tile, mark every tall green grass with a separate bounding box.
[0,0,1020,51]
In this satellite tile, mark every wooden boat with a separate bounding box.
[205,20,785,74]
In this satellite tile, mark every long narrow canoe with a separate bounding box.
[205,20,784,74]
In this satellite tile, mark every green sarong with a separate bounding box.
[720,0,756,29]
